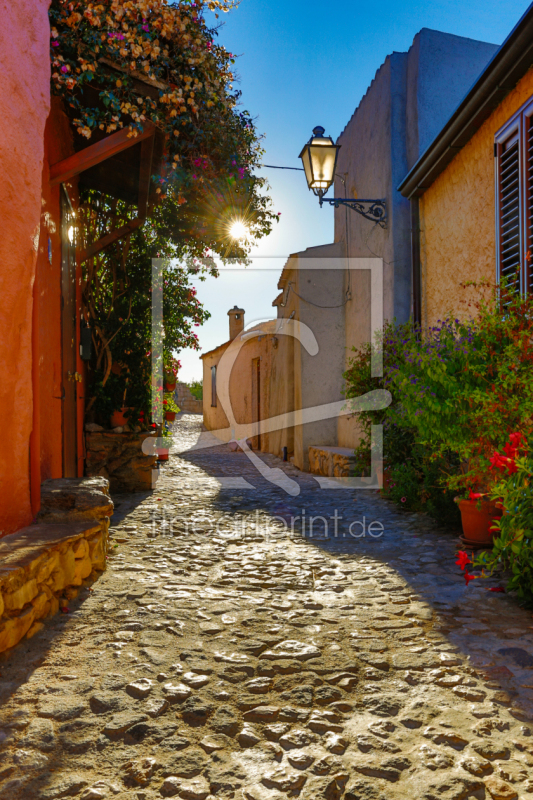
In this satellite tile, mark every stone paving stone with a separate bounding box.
[1,414,533,799]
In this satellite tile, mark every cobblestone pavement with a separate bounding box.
[2,414,533,800]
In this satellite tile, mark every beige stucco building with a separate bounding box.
[201,23,524,477]
[201,308,277,453]
[399,7,533,327]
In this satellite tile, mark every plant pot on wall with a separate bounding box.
[165,411,177,422]
[156,447,169,462]
[455,498,503,545]
[110,407,131,428]
[165,382,176,392]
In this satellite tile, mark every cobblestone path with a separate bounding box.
[2,414,533,800]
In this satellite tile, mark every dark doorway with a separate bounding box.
[251,357,261,451]
[60,188,78,477]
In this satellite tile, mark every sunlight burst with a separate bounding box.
[228,219,249,241]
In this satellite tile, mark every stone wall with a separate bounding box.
[0,477,113,655]
[175,382,202,414]
[85,430,157,492]
[308,446,357,478]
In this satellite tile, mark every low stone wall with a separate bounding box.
[85,430,157,492]
[308,445,357,478]
[175,381,202,414]
[0,477,113,655]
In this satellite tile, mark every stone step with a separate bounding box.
[0,520,106,654]
[308,445,357,478]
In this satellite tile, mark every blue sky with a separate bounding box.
[177,0,531,382]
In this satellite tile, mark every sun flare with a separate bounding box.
[228,219,249,240]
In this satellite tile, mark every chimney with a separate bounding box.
[228,306,245,340]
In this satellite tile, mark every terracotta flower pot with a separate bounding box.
[456,497,503,544]
[165,411,177,422]
[165,381,176,392]
[110,407,130,427]
[156,448,169,462]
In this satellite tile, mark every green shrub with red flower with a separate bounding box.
[343,321,460,523]
[385,285,533,498]
[49,0,277,252]
[51,0,279,427]
[454,434,533,605]
[163,393,180,413]
[344,283,533,525]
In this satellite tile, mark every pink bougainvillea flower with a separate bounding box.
[60,65,69,74]
[455,551,471,570]
[400,497,406,503]
[464,571,477,586]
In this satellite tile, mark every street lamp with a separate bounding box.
[299,126,387,228]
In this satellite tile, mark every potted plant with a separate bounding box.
[110,407,131,428]
[164,394,180,422]
[454,493,503,545]
[453,434,525,545]
[157,426,171,462]
[164,357,180,392]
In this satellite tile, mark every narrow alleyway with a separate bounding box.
[2,414,533,800]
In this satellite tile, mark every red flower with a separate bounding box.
[456,551,471,570]
[468,489,484,503]
[509,432,525,449]
[464,571,477,586]
[489,452,512,472]
[488,587,505,593]
[504,445,515,460]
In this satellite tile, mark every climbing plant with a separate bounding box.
[49,0,277,252]
[49,0,279,426]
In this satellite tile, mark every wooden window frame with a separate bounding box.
[495,96,533,293]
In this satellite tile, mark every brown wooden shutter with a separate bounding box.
[498,134,521,293]
[526,114,533,293]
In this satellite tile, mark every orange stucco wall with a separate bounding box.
[420,67,533,328]
[0,0,51,533]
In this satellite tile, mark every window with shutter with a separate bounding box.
[526,112,533,293]
[495,97,533,295]
[497,135,521,293]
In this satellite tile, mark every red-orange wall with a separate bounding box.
[0,0,51,534]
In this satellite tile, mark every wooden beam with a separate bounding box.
[50,123,155,187]
[137,134,155,219]
[78,217,144,263]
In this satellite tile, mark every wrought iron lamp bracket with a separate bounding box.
[318,193,387,228]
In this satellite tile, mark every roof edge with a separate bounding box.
[398,2,533,198]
